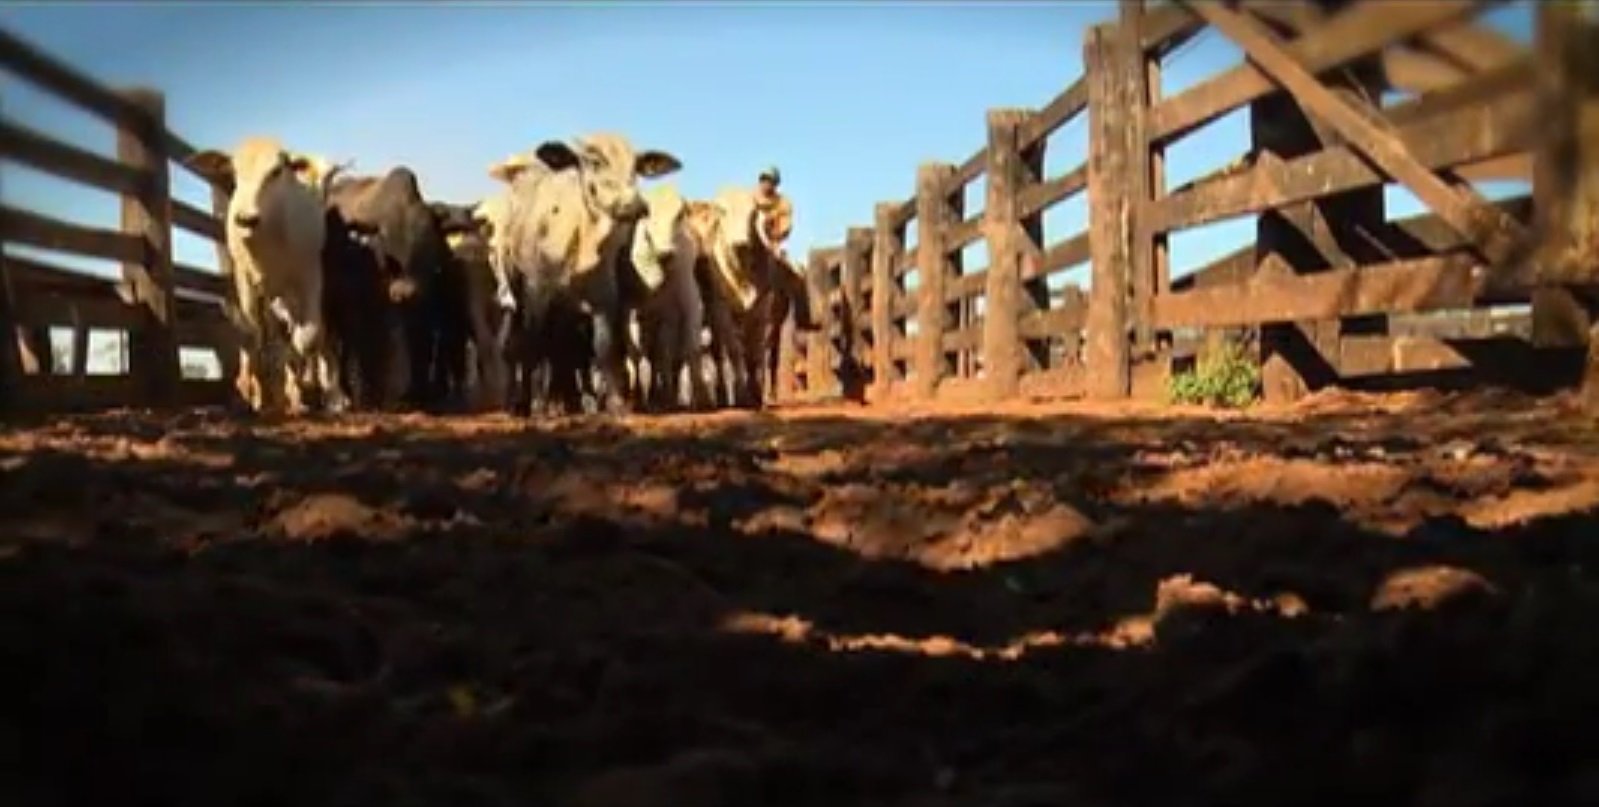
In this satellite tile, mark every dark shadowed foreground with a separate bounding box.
[4,389,1599,806]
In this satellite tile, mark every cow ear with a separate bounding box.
[534,140,582,172]
[489,156,535,184]
[635,150,682,179]
[184,149,234,183]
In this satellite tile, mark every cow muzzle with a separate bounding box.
[618,196,649,221]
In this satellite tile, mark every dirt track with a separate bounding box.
[5,388,1599,806]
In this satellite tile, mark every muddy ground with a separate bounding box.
[4,388,1599,806]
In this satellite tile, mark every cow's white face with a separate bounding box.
[714,186,760,253]
[534,132,681,223]
[639,184,686,260]
[186,137,334,240]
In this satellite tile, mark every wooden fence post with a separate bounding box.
[841,227,872,402]
[870,202,899,401]
[914,162,955,399]
[1118,1,1158,367]
[806,248,832,400]
[983,108,1029,400]
[1085,23,1132,399]
[1533,1,1598,360]
[1527,1,1599,411]
[117,87,178,406]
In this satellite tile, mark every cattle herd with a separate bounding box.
[183,133,816,418]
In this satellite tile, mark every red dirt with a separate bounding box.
[4,388,1599,805]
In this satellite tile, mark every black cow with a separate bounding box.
[325,169,472,411]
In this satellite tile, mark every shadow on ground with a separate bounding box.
[3,388,1599,806]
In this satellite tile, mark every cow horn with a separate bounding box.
[321,159,354,194]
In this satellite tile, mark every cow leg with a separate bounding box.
[675,269,713,411]
[401,303,434,411]
[299,269,349,414]
[468,305,506,412]
[586,305,629,416]
[705,298,742,408]
[232,281,267,413]
[517,278,557,417]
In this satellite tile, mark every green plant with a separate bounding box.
[1167,341,1260,408]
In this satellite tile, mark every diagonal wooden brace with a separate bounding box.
[1182,1,1530,275]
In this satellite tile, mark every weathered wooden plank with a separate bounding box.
[12,288,144,331]
[1337,334,1472,377]
[1140,3,1203,58]
[0,28,142,129]
[118,87,178,406]
[948,149,986,194]
[1020,296,1088,339]
[1018,365,1086,399]
[1149,82,1532,234]
[1391,195,1533,255]
[1529,2,1599,378]
[1382,47,1476,95]
[914,162,956,398]
[0,205,144,263]
[1153,254,1499,329]
[1456,153,1532,183]
[174,263,226,298]
[1170,245,1254,292]
[1086,23,1133,399]
[1418,18,1524,73]
[840,227,872,396]
[1017,163,1087,219]
[889,197,917,229]
[949,267,989,302]
[1122,0,1157,351]
[1018,77,1088,149]
[1029,231,1092,279]
[1386,56,1534,128]
[805,249,833,399]
[0,119,146,195]
[171,198,224,241]
[942,327,981,353]
[6,252,129,299]
[870,202,900,395]
[1188,2,1528,269]
[944,215,983,252]
[1152,1,1490,145]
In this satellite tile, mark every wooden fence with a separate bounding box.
[778,0,1599,407]
[0,27,235,414]
[3,2,1595,416]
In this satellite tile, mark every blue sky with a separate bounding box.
[2,0,1535,301]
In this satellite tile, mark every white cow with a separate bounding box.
[486,132,682,415]
[185,136,351,415]
[688,186,784,408]
[623,183,712,410]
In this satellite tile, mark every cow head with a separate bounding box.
[631,184,689,290]
[427,201,483,250]
[532,132,681,222]
[712,186,763,266]
[185,137,343,238]
[639,184,686,260]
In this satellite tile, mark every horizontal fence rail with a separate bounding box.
[0,26,235,413]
